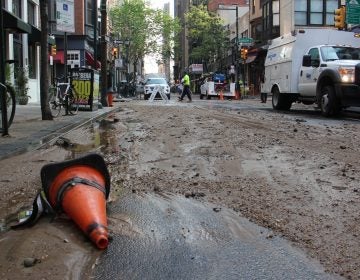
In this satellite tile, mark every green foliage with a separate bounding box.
[15,67,29,98]
[109,0,180,67]
[156,10,181,64]
[5,64,12,85]
[185,5,229,66]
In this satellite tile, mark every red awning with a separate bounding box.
[52,51,64,64]
[85,51,101,69]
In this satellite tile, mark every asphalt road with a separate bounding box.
[92,193,339,280]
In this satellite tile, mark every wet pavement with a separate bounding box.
[0,101,121,160]
[93,193,340,280]
[0,96,346,279]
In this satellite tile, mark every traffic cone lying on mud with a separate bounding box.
[41,153,111,249]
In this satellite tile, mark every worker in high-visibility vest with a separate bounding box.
[178,71,192,102]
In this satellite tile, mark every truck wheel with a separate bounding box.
[200,94,204,99]
[320,85,340,117]
[272,87,292,110]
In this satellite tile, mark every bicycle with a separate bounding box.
[48,76,79,117]
[0,60,17,128]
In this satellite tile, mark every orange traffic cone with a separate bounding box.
[219,90,224,100]
[107,92,114,107]
[41,154,111,249]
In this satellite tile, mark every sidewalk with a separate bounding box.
[0,102,121,160]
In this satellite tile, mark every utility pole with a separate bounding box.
[100,0,108,106]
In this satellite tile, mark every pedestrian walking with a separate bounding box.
[178,71,192,102]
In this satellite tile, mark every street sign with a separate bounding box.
[346,0,360,25]
[238,37,253,46]
[56,0,75,33]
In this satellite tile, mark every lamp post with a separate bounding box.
[218,5,240,98]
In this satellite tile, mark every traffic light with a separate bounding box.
[334,6,346,30]
[112,47,118,58]
[51,45,57,56]
[240,48,248,60]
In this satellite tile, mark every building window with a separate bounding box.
[295,0,307,25]
[13,0,21,17]
[272,0,279,26]
[326,0,339,25]
[295,0,340,26]
[252,0,255,14]
[13,34,23,70]
[28,44,36,79]
[67,50,80,69]
[262,2,270,32]
[310,0,323,25]
[28,1,36,26]
[86,0,93,25]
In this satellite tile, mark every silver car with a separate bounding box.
[143,78,171,100]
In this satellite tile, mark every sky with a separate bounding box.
[144,0,174,74]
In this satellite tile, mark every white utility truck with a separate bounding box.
[261,28,360,116]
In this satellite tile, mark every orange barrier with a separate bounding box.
[41,154,111,249]
[107,92,114,107]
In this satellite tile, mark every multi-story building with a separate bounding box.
[1,0,53,104]
[50,0,101,83]
[173,0,190,80]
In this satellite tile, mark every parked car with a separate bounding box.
[143,77,171,100]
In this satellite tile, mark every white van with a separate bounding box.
[261,28,360,116]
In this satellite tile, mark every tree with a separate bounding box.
[110,0,180,79]
[185,5,229,72]
[40,0,53,120]
[155,10,181,68]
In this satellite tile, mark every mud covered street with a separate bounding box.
[0,99,359,279]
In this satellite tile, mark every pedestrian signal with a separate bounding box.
[51,45,57,56]
[334,6,345,30]
[241,48,248,60]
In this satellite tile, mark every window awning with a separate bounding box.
[52,51,64,64]
[85,51,101,69]
[28,24,41,43]
[2,9,31,34]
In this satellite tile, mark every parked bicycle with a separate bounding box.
[0,60,17,128]
[48,76,80,117]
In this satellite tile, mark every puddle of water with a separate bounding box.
[60,119,120,156]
